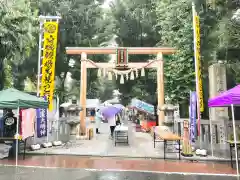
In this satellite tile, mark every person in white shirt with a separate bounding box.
[95,109,102,134]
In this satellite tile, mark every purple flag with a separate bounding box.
[190,92,197,142]
[36,96,47,137]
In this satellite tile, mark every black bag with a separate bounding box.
[116,120,121,125]
[116,114,121,125]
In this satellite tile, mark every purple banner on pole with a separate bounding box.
[190,91,197,142]
[36,96,47,137]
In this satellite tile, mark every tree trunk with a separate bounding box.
[154,97,158,126]
[0,59,4,90]
[57,71,68,104]
[13,65,25,90]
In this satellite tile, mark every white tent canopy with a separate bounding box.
[86,99,100,109]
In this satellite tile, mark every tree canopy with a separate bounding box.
[0,0,38,90]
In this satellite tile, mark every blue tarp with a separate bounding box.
[130,98,154,115]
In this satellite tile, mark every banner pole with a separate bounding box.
[37,20,43,97]
[36,15,61,144]
[35,18,44,145]
[192,2,202,148]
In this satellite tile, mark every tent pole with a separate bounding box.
[209,113,214,157]
[231,104,239,176]
[56,96,59,141]
[15,101,20,166]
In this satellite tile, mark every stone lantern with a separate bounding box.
[158,97,177,132]
[65,104,82,140]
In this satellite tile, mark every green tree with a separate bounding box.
[156,0,195,103]
[109,0,160,105]
[0,0,38,90]
[29,0,113,103]
[97,77,116,101]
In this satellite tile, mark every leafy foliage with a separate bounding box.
[0,0,38,90]
[156,0,195,103]
[109,0,159,105]
[32,0,113,103]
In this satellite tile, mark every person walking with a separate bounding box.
[90,109,95,123]
[95,109,102,134]
[128,110,132,121]
[108,115,116,138]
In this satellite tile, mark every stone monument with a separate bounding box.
[209,63,228,149]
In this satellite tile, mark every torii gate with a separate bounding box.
[66,47,176,135]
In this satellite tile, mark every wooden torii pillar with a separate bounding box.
[66,47,176,135]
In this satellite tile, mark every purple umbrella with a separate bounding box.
[113,104,125,109]
[100,105,122,118]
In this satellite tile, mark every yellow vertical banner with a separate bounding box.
[194,15,204,112]
[40,22,59,111]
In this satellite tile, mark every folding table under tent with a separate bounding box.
[208,84,240,176]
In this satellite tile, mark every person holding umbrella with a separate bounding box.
[100,104,123,138]
[108,116,115,138]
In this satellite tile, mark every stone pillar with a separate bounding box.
[209,63,228,148]
[79,52,87,136]
[173,104,181,134]
[157,52,165,125]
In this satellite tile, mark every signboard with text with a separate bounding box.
[195,15,204,112]
[40,21,59,111]
[116,48,128,68]
[36,97,47,137]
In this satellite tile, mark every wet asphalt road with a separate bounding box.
[0,166,238,180]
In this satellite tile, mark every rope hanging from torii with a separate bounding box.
[81,47,161,84]
[83,58,160,84]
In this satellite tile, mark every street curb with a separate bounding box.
[0,164,237,177]
[23,152,231,162]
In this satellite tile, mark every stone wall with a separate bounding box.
[25,118,70,147]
